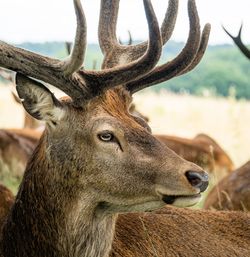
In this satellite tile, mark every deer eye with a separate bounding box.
[98,132,114,142]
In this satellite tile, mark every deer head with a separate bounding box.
[0,0,210,256]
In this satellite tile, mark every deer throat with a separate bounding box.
[66,210,117,257]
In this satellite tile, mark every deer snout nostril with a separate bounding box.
[185,171,209,192]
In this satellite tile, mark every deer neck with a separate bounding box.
[1,137,117,257]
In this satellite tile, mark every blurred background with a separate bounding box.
[0,0,250,193]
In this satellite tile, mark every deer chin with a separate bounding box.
[96,199,167,216]
[162,194,202,207]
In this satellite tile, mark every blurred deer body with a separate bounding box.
[111,207,250,257]
[204,161,250,211]
[0,129,38,179]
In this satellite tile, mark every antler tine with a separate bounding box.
[161,0,179,45]
[65,42,72,56]
[98,0,120,54]
[125,0,178,56]
[80,0,162,96]
[100,0,178,67]
[223,24,250,60]
[0,0,88,102]
[126,0,203,94]
[118,31,133,46]
[128,31,133,45]
[62,0,87,75]
[180,23,211,75]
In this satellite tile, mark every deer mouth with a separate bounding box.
[162,194,201,207]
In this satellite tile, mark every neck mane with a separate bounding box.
[1,136,117,257]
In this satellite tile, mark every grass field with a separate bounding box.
[1,84,250,195]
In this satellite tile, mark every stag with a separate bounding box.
[0,0,249,257]
[223,24,250,60]
[204,160,250,211]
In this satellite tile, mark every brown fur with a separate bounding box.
[204,161,250,211]
[111,207,250,257]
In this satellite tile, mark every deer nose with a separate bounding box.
[185,171,209,192]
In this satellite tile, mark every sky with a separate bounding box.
[0,0,249,45]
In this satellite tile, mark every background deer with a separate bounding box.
[0,1,250,257]
[204,160,250,211]
[0,129,38,180]
[223,24,250,60]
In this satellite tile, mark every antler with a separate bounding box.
[126,0,211,93]
[98,0,211,93]
[65,42,72,56]
[119,31,133,46]
[223,24,250,60]
[99,0,179,68]
[0,0,162,103]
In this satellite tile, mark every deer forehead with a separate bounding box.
[84,89,143,129]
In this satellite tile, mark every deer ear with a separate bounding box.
[16,73,65,125]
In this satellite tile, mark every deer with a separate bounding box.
[223,24,250,60]
[204,160,250,211]
[0,1,250,256]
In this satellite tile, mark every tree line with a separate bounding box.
[1,41,249,99]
